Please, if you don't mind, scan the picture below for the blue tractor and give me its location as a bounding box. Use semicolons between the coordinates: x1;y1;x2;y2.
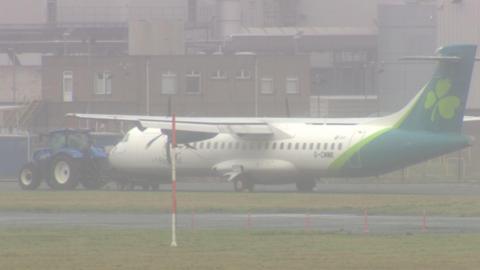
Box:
18;129;109;190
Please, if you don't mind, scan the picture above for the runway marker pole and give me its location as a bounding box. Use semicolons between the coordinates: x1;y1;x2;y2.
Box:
170;113;178;247
304;213;311;231
363;209;369;234
422;209;427;232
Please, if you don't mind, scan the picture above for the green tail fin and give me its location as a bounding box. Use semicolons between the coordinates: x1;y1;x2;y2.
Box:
396;44;477;133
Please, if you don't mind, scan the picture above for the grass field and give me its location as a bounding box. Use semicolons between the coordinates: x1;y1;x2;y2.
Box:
1;191;480;216
1;228;479;270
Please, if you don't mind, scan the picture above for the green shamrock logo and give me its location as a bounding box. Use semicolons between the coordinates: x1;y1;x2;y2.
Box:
424;79;460;122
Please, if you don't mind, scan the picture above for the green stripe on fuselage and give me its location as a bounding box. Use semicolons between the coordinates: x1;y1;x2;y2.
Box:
328;128;392;172
328;129;469;177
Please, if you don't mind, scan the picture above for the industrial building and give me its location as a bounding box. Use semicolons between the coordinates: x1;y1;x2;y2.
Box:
0;0;479;178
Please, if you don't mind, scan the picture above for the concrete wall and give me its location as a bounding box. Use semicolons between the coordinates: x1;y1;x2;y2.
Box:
377;2;437;113
437;0;480;111
0;0;47;24
298;0;378;28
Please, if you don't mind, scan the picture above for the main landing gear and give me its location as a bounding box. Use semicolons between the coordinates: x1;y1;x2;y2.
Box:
296;179;316;193
233;176;255;192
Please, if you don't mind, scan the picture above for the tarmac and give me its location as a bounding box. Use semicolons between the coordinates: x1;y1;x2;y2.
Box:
2;212;480;234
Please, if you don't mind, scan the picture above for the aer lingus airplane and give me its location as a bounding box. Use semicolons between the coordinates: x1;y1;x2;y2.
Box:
70;44;480;192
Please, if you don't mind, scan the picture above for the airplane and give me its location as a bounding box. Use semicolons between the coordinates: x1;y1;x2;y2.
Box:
69;44;479;192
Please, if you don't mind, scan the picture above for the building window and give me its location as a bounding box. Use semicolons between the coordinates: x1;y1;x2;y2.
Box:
211;69;227;80
62;71;73;102
186;70;201;94
161;71;177;94
260;77;274;94
236;69;251;80
95;71;112;95
286;77;299;94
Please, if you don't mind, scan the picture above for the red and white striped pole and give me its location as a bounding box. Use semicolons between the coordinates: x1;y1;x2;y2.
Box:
170;113;178;247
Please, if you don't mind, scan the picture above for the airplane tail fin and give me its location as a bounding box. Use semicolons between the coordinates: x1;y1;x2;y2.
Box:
393;45;477;133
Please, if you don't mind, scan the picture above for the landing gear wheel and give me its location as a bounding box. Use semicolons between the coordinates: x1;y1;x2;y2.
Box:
296;179;316;193
18;163;41;190
48;155;80;190
233;178;255;192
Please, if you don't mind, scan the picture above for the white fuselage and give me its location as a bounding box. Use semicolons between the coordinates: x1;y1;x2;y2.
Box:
109;121;384;184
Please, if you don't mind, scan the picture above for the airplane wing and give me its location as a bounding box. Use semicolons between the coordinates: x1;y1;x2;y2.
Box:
66;113;291;139
464;116;480;122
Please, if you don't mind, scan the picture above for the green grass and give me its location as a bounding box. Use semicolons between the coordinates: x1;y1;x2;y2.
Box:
2;191;480;216
1;228;480;270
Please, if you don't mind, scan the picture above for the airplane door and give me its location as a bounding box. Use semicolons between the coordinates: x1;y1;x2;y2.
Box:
348;130;366;168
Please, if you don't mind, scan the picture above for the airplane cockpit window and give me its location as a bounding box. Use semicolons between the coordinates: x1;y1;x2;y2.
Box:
68;133;89;150
48;132;66;151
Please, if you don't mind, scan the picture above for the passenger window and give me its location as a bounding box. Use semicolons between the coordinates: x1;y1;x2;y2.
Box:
220;142;225;149
279;143;284;150
302;143;307;150
287;143;292;150
206;142;211;149
272;142;277;150
295;143;299;150
338;143;343;150
324;143;328;150
316;143;321;150
198;142;204;149
228;142;233;149
330;143;335;150
213;142;218;149
309;143;314;150
235;142;240;150
264;142;269;150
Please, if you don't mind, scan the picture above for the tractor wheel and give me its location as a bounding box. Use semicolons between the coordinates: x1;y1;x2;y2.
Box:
48;155;80;190
18;163;42;190
296;179;316;193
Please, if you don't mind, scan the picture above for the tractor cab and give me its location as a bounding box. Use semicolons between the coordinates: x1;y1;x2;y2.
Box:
47;129;92;153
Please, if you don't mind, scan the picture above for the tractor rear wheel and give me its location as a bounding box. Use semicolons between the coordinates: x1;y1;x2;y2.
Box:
48;155;80;190
18;163;42;190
